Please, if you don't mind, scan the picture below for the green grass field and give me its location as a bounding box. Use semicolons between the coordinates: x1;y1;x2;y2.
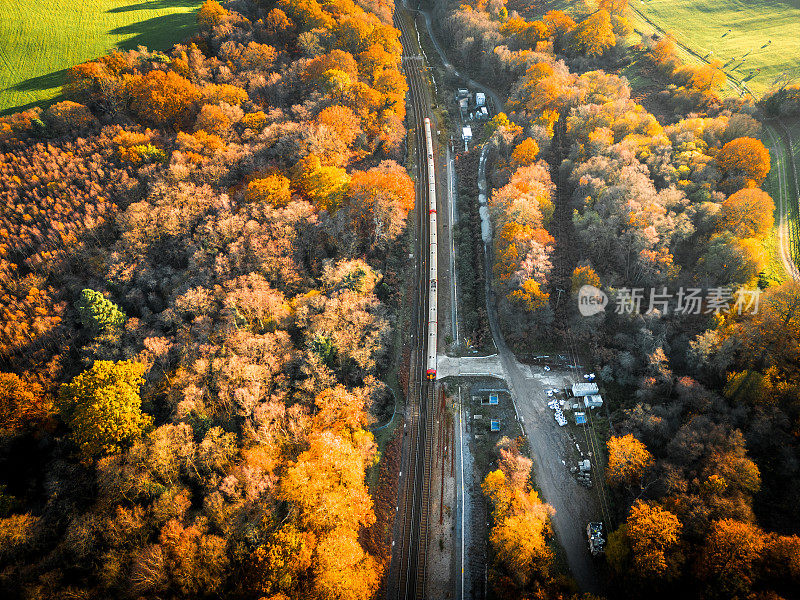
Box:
0;0;203;115
632;0;800;98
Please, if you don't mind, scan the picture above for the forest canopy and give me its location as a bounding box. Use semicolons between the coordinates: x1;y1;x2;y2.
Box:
0;0;411;597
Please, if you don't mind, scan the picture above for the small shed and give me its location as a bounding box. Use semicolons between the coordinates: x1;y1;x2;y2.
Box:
490;420;500;431
575;412;587;425
489;393;499;405
584;394;603;409
475;92;486;107
462;126;472;142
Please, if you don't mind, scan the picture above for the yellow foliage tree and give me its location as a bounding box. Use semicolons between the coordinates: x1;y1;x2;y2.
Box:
312;529;381;600
240;111;268;130
202;83;249;106
295;154;351;212
489;507;553;587
571;264;601;294
58;360;151;457
508;279;549;313
249;524;315;597
246;174;292;207
482;448;554;589
611;14;633;37
197;0;228;29
606;434;654;487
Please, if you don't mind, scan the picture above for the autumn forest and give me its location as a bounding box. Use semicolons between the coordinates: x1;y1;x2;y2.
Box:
1;0;799;599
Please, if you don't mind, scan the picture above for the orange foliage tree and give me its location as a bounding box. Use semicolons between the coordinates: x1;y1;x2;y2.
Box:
315;105;362;148
342;161;414;252
482;444;554;588
44;101;98;134
719;188;774;240
0;372;50;433
651;34;678;68
567;10;616;57
127;70;200;130
698;518;765;597
543;10;576;39
194;104;231;135
717;137;771;189
624;500;684;580
510;138;539;169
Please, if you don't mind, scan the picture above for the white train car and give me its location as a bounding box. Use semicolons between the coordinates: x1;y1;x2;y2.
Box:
424;118;438;380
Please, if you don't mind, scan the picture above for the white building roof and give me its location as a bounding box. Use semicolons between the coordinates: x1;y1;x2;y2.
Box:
462;126;473;139
572;382;599;396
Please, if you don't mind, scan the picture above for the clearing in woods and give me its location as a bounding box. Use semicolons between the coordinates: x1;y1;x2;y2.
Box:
0;0;203;115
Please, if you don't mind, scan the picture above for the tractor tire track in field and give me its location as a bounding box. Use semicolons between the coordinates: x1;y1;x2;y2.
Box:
770;121;800;281
764;124;800;281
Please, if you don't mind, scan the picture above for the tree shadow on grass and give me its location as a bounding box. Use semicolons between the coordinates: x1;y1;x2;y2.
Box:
9;68;70;93
107;0;202;13
0;69;68;116
111;12;200;51
0;96;60;117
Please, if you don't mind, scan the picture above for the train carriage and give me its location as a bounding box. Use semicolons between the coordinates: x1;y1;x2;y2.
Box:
424;118;438;380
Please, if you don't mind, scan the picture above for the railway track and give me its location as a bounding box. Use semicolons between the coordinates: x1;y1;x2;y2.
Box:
392;3;438;599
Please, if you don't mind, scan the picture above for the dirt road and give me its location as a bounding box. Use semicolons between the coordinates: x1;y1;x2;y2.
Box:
409;3;504;113
477;148;602;592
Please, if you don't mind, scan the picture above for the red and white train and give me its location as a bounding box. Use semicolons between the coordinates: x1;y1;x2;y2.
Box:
424;117;438;380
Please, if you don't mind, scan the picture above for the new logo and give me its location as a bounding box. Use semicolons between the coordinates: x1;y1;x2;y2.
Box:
578;285;608;317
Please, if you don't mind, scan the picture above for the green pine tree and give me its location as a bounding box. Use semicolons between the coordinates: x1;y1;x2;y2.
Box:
76;289;126;336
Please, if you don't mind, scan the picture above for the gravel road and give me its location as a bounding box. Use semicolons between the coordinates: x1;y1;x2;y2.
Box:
479;147;603;594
